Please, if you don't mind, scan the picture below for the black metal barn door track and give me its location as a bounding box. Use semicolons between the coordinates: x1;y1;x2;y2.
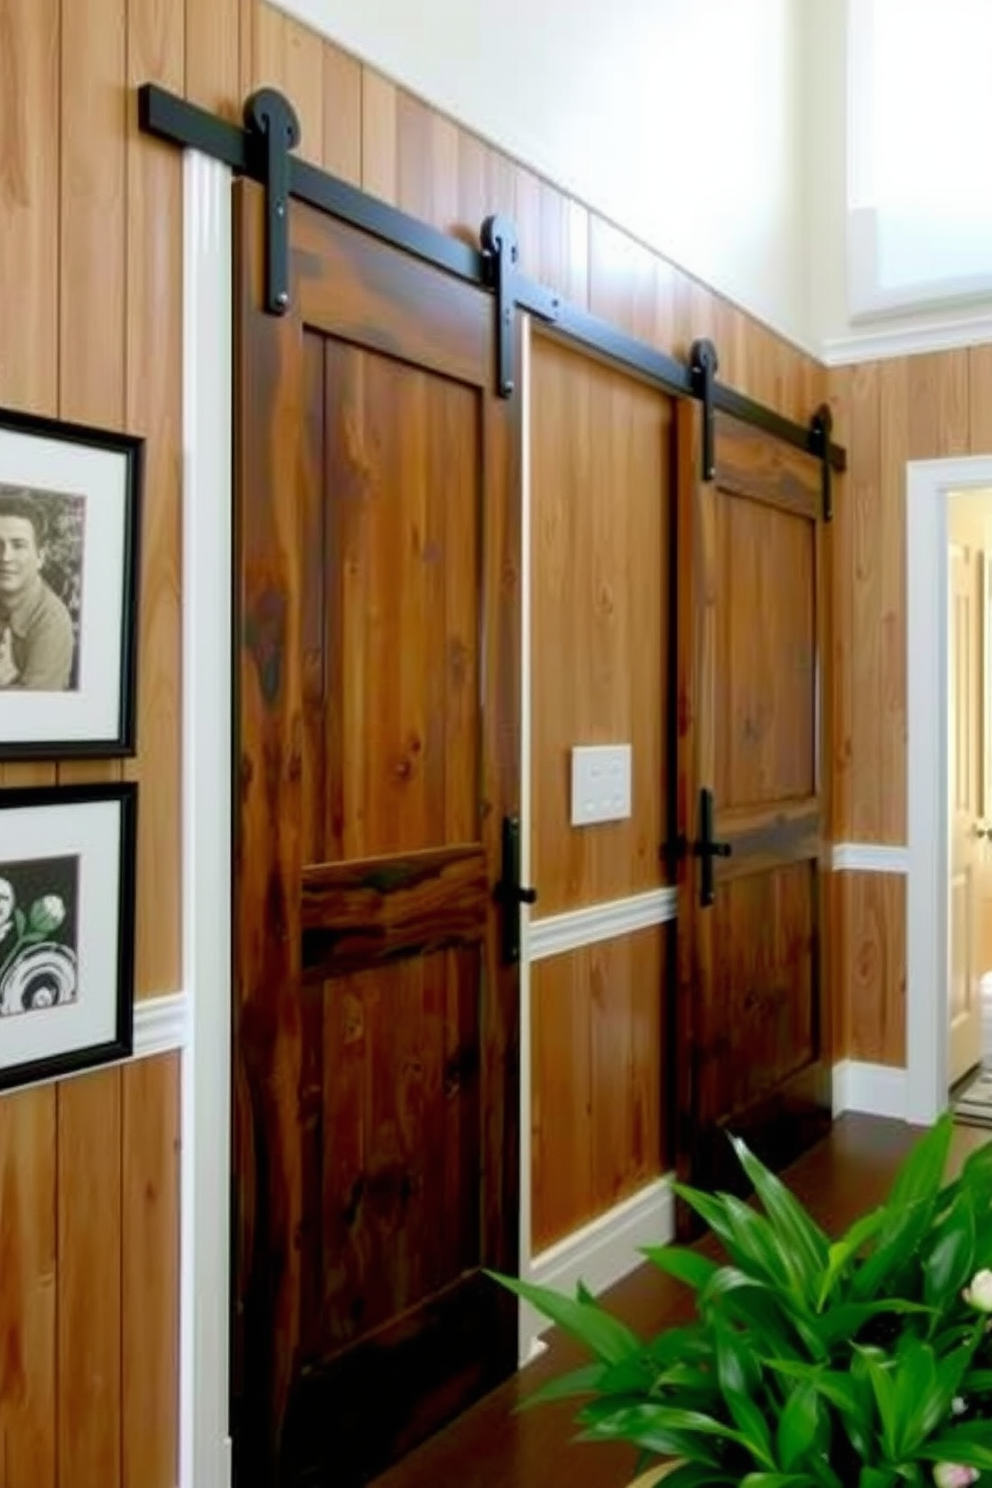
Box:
138;83;846;497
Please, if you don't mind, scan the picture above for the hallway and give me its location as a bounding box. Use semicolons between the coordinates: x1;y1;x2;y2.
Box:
373;1116;989;1488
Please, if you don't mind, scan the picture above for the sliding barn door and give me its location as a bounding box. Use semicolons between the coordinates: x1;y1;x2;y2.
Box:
675;407;830;1198
232;182;521;1488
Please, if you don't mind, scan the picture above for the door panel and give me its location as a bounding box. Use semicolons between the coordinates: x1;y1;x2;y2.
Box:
676;409;829;1199
948;532;984;1083
233;183;520;1488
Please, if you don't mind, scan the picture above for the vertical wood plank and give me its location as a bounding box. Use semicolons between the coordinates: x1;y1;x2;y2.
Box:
877;358;909;844
122;1055;181;1488
845;871;907;1066
361;68;398;204
124;0;184;996
0;0;60;413
248;8;324;167
907;350;971;459
59;0;126;429
185;0;240;118
321;42;362;185
970;345;992;453
0;0;60;794
58;0;127;793
0;1089;57;1488
57;1069;123;1488
827;367;853;840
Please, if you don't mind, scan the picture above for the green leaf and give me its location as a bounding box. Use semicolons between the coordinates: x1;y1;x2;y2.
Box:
923;1188;977;1311
740;1478;812;1488
519;1362;604;1409
575;1278;596;1304
702;1268;825;1359
891;1336;938;1456
915;1422;992;1470
671;1184;795;1295
817;1208;886;1310
816;1298;935;1349
485;1271;642;1364
765;1360;873;1457
859;1351;899;1461
776;1381;819;1470
730;1133;829;1282
664;1467;736;1488
577;1403;725;1463
857;1471;898;1488
713;1316;761;1399
853;1117;954;1300
640;1245;720;1293
724;1389;775;1468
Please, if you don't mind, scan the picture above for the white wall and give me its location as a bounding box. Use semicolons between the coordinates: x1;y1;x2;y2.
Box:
806;0;992;366
273;0;810;350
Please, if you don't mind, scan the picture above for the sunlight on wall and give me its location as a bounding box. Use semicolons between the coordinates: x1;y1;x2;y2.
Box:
273;0;808;346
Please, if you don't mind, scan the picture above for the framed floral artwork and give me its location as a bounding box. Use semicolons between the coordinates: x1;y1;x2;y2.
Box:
0;405;143;759
0;782;136;1091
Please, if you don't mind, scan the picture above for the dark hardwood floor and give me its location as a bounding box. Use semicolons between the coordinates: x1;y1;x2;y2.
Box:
371;1115;989;1488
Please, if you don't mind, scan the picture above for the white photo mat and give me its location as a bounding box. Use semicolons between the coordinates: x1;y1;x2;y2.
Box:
0;416;138;750
0;791;133;1083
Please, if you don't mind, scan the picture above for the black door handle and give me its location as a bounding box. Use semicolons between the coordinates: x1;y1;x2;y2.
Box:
692;788;732;908
496;816;537;964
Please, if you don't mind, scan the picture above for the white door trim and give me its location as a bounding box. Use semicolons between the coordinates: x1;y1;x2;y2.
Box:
180;149;234;1488
906;454;992;1126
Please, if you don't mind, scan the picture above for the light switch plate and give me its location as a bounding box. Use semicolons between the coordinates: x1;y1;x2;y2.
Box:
570;744;633;826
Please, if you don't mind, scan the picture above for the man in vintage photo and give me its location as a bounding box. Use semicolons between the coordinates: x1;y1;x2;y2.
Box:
0;491;75;691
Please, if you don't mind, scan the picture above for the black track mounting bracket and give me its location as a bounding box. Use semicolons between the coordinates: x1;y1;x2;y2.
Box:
690;339;719;481
810;403;835;522
481;214;519;398
244;89;301;315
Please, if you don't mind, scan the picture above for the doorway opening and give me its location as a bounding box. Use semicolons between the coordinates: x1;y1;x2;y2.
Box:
946;489;992;1126
906;456;992;1129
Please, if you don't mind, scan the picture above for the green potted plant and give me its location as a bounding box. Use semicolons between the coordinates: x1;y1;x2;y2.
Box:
494;1115;992;1488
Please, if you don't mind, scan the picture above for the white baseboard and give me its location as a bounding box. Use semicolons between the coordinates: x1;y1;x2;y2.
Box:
833;1059;907;1119
521;1175;674;1353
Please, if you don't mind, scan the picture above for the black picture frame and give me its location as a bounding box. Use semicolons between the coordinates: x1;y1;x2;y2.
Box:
0;403;143;759
0;781;137;1091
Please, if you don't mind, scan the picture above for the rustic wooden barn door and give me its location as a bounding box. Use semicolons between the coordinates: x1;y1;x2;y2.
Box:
675;405;831;1199
232;181;521;1488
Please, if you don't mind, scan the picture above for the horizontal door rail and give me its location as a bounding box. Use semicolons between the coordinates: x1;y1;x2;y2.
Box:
138;83;846;482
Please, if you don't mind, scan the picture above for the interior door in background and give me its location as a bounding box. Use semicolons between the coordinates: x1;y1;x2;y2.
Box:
232;182;521;1488
675;408;830;1200
948;522;985;1085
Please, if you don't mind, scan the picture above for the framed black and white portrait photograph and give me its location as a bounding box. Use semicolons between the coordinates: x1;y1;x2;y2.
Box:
0;406;142;759
0;783;136;1091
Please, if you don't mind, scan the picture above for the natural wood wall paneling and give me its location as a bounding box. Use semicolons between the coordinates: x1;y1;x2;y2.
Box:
0;0;59;417
123;0;184;996
57;1071;123;1487
828;344;990;1064
970;346;992;452
835;871;907;1066
244;4;363;179
531;929;666;1250
0;0;59;795
0;1088;57;1484
827;367;853;842
122;1054;181;1488
57;0;126;802
185;0;242;117
530;331;671;913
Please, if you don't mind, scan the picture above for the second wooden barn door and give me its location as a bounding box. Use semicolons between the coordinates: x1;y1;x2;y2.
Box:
232;182;520;1487
676;408;831;1196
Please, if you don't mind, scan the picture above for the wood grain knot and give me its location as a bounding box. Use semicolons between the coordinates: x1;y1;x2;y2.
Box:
245;589;287;705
